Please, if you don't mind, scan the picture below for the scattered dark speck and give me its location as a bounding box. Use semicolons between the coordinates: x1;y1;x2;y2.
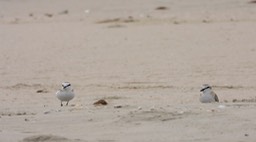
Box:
17;112;26;115
59;10;69;15
44;13;53;18
114;105;122;108
173;21;180;24
232;99;238;102
36;89;48;93
202;19;211;23
44;111;51;115
155;6;168;10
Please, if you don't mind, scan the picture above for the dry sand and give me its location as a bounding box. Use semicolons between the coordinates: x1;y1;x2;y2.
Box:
1;0;256;141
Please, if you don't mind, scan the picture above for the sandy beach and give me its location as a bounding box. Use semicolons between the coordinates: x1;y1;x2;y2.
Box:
1;0;256;141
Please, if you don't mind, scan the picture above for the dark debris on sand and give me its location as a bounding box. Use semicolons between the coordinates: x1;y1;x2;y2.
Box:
249;0;256;4
93;99;108;106
21;134;86;142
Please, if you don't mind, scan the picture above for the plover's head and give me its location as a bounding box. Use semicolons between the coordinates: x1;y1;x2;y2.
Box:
200;84;212;92
62;82;71;89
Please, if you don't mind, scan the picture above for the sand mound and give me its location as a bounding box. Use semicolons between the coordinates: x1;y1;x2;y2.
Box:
118;109;196;123
21;135;85;142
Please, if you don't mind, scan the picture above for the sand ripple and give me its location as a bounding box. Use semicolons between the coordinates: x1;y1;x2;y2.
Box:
21;135;86;142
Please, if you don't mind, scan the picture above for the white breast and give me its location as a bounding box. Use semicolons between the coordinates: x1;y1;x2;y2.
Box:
200;91;216;103
56;90;75;102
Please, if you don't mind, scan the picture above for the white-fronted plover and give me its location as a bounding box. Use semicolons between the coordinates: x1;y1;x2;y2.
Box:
200;84;219;103
56;82;75;106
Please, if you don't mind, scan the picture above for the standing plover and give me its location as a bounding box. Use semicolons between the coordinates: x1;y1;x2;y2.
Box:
200;84;219;103
56;82;75;106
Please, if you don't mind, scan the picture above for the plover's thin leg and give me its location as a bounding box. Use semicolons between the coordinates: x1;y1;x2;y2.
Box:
66;101;69;106
61;102;63;107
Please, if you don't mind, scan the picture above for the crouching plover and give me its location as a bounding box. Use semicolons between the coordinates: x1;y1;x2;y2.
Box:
56;82;75;106
200;84;219;103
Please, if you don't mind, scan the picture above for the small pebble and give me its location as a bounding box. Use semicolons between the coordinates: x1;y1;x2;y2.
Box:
177;111;184;114
44;13;53;17
84;9;90;14
218;105;226;109
17;112;26;115
114;105;122;108
173;21;180;24
59;10;69;15
232;99;238;102
44;111;51;114
150;106;156;111
202;19;211;23
70;104;76;107
137;106;142;110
